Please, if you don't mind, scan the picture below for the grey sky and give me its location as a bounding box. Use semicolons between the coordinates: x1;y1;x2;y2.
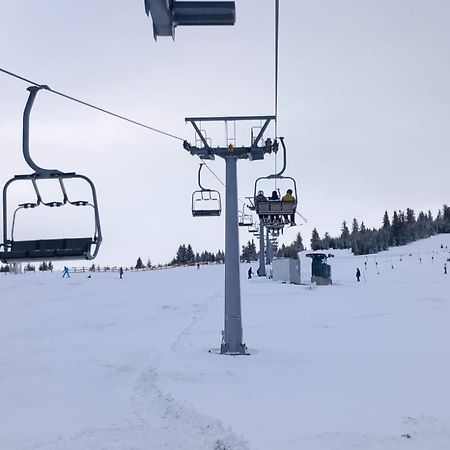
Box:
1;0;449;266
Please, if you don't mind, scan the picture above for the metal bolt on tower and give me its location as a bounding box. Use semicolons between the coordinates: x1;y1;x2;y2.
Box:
184;115;277;354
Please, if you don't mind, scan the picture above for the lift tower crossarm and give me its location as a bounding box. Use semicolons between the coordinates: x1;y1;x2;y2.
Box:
185;116;277;159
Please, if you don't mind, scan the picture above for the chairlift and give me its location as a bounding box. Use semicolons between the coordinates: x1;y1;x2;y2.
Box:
191;164;221;217
0;85;102;263
248;222;259;234
253;137;298;226
238;204;253;227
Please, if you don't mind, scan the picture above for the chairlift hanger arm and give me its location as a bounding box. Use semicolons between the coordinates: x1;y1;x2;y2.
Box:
197;164;210;191
23;85;63;176
267;136;286;178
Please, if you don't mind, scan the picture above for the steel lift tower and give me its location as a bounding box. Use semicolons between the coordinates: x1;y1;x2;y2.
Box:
184;115;277;354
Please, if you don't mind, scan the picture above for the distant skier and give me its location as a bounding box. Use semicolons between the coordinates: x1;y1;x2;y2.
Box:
197;262;200;270
119;267;123;279
62;266;70;278
356;268;361;282
445;263;447;275
248;267;253;279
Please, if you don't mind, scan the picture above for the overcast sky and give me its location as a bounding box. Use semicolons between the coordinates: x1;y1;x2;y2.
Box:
1;0;449;266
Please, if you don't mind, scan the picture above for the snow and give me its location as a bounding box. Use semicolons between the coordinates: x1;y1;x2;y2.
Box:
1;235;450;450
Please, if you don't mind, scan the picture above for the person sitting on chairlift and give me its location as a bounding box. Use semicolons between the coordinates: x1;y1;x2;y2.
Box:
254;190;268;221
269;190;279;200
269;190;281;223
281;189;296;225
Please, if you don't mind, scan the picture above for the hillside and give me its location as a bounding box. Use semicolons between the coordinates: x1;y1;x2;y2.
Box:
1;235;450;450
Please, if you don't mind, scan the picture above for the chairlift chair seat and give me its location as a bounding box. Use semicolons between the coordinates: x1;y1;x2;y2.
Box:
0;237;94;263
256;200;296;216
192;208;221;217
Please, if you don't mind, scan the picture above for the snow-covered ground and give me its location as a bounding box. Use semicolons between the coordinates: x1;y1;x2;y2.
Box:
1;235;450;450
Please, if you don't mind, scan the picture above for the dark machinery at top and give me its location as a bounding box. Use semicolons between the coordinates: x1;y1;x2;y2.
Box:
144;0;236;40
0;86;102;263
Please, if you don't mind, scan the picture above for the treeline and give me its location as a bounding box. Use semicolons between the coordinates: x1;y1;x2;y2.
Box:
169;243;225;266
241;233;304;262
311;205;450;255
0;261;53;272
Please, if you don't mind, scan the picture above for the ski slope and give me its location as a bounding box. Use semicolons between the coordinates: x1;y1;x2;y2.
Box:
1;235;450;450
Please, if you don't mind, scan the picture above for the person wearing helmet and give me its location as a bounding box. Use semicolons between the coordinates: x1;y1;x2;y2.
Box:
254;190;268;221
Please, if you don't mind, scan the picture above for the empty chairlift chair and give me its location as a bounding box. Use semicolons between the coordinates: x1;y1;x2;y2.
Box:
191;164;222;217
238;205;254;227
0;85;102;263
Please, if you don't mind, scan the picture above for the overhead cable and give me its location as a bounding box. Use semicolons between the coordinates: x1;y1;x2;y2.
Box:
274;0;280;182
0;67;185;142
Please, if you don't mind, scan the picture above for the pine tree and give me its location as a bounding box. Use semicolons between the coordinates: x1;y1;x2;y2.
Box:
323;232;331;250
25;263;35;272
176;245;187;264
311;228;321;251
406;208;415;224
241;240;257;262
186;244;195;263
292;233;304;252
135;257;145;269
351;218;359;236
215;250;225;263
391;211;400;245
382;211;390;229
340;221;351;248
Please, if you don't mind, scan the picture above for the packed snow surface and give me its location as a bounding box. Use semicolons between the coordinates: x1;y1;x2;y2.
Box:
1;235;450;450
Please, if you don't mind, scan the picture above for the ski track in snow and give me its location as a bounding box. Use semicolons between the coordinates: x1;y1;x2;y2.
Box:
22;368;248;450
170;288;223;353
